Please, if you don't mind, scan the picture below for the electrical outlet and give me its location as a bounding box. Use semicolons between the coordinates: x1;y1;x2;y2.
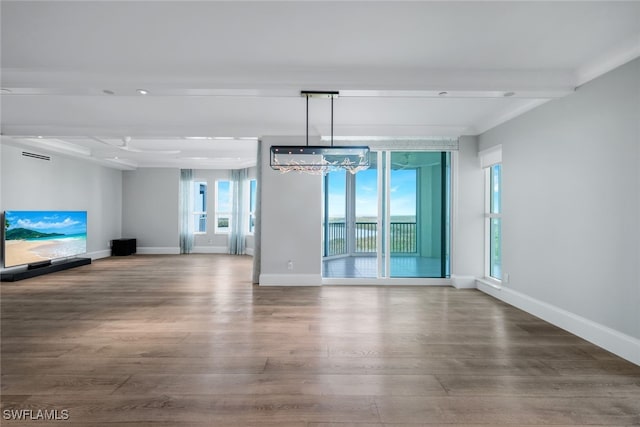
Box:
503;273;510;283
287;260;294;271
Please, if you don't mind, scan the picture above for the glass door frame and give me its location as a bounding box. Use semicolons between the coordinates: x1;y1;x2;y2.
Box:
322;149;452;284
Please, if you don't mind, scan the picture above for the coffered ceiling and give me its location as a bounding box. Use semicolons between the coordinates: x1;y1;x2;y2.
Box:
2;1;639;169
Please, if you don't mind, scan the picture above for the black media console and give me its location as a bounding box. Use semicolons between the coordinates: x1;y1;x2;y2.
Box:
1;257;92;282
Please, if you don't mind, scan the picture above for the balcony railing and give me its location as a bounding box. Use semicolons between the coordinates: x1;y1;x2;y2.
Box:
324;221;417;256
326;222;346;256
354;222;376;253
390;222;417;253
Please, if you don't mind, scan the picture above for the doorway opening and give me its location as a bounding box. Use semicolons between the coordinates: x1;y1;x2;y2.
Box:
322;151;450;280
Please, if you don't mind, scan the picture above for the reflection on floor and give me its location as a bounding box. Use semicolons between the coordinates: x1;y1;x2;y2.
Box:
323;255;443;278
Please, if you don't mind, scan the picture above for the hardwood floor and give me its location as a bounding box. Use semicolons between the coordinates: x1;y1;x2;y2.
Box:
2;254;639;426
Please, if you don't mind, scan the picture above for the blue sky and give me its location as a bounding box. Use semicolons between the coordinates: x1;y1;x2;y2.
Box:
5;211;87;234
217;181;231;212
327;169;416;218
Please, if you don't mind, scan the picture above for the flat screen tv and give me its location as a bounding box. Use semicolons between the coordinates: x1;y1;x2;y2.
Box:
3;211;87;268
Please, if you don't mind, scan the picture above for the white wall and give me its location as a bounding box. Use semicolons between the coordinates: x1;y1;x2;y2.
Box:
0;140;122;265
451;136;485;288
122;168;180;253
478;58;640;364
259;136;322;285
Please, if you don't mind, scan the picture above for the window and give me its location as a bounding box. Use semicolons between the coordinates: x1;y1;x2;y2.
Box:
216;180;233;233
248;179;256;233
486;164;502;280
193;181;207;233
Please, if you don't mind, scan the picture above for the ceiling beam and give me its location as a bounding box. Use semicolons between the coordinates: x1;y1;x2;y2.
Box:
1;67;576;98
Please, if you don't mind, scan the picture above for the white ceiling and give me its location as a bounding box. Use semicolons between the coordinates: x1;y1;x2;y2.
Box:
1;1;639;169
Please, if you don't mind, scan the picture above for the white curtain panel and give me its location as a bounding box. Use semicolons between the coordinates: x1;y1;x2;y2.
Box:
179;169;194;254
229;168;249;255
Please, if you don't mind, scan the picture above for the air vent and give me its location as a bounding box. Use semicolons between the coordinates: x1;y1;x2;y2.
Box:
22;151;51;161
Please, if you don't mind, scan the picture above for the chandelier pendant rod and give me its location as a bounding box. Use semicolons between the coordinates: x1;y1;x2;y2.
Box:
331;95;334;148
306;94;309;147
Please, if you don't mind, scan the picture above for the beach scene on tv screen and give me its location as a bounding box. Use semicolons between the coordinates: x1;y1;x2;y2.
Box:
4;211;87;267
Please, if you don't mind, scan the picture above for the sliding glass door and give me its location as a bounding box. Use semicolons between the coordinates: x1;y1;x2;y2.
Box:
388;152;447;278
323;169;346;257
323;150;450;280
323;152;379;278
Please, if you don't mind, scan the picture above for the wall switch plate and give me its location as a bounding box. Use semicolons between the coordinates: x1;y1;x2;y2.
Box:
287;260;294;271
504;273;510;283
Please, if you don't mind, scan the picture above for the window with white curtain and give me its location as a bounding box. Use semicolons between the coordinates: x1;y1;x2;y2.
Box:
193;181;207;234
215;180;233;233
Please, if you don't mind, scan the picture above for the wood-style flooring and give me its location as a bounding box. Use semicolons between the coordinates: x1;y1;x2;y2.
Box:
2;254;639;426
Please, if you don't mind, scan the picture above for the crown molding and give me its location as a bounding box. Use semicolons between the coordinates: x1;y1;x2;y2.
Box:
472;99;552;136
575;34;640;87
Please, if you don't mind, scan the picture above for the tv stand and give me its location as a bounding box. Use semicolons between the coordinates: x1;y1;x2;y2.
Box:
1;258;91;282
27;260;52;270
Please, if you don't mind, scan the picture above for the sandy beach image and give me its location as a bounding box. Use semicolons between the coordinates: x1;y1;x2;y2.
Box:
4;240;59;267
4;211;88;267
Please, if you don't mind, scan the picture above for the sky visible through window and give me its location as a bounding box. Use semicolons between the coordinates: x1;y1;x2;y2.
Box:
390;169;417;220
193;182;206;212
217;181;231;212
327;169;416;220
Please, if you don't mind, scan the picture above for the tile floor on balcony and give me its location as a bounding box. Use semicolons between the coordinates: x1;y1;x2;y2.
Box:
322;255;444;278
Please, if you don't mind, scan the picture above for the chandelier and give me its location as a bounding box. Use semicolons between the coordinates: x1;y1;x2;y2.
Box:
270;91;370;175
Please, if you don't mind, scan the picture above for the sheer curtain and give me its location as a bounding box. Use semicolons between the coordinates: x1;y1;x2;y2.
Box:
179;169;194;254
252;141;262;283
229;168;248;255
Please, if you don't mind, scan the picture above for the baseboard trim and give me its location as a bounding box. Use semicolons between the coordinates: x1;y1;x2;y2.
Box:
477;280;640;366
259;274;321;286
322;278;452;286
451;275;477;289
137;247;181;255
86;249;111;260
192;246;228;254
